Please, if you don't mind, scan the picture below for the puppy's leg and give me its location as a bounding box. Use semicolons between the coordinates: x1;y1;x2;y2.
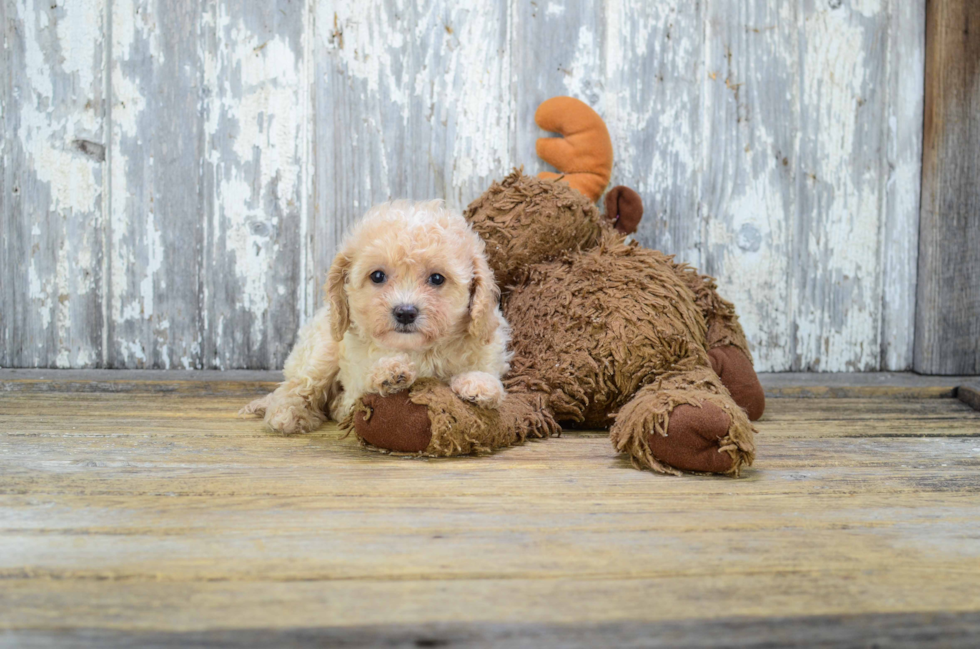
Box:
368;354;417;395
239;392;274;418
450;371;505;409
242;307;340;435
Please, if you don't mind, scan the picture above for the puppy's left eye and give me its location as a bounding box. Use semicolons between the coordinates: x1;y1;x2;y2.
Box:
370;270;386;284
428;273;445;286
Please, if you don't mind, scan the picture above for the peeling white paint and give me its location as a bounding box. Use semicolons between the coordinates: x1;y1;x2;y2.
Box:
4;0;926;371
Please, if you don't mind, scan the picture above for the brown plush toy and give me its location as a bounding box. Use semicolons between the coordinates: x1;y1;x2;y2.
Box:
350;97;765;476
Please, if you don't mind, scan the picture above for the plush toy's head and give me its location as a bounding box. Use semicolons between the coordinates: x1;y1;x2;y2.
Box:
464;171;607;287
464;96;644;287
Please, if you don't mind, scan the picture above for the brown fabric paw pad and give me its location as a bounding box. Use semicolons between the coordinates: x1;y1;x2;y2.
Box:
709;345;766;421
354;392;433;453
647;402;734;474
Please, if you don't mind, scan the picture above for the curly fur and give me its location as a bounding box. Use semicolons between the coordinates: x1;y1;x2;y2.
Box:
241;200;511;434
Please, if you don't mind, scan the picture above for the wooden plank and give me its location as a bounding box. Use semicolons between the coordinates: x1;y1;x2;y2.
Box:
313;1;515;312
701;0;800;372
880;0;926;371
5;612;980;649
202;0;309;370
959;383;980;412
600;1;704;266
915;0;980;375
791;0;892;371
760;370;978;398
0;0;107;368
1;392;977;436
6;370;979;398
0;392;979;635
107;0;207;369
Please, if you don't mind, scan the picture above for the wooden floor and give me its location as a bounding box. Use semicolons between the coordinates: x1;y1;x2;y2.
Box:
2;374;980;647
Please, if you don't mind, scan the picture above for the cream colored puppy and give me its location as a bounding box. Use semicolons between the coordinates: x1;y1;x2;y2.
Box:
241;200;510;435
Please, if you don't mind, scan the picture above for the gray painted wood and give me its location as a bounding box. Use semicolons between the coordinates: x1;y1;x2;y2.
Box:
313;1;516;307
792;0;893;372
202;0;309;370
914;0;980;375
1;0;107;368
2;0;929;372
881;1;926;371
700;0;800;372
107;0;207;369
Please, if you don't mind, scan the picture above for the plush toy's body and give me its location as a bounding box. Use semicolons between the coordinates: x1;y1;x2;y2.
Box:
350;97;765;476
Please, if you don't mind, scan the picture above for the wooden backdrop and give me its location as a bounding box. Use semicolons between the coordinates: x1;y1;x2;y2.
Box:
1;0;925;372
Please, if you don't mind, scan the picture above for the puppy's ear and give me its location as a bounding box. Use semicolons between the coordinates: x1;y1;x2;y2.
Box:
468;250;501;344
325;251;352;342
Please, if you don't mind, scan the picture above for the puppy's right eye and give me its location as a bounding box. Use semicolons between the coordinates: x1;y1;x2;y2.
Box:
369;270;386;284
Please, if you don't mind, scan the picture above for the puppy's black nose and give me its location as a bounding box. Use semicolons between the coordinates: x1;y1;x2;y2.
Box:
393;304;419;325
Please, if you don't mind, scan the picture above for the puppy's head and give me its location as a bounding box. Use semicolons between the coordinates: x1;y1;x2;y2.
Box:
326;200;500;352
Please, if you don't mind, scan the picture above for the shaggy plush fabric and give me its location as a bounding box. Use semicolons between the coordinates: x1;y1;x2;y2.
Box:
503;230;710;427
608;363;755;476
349;378;557;457
465;169;606;288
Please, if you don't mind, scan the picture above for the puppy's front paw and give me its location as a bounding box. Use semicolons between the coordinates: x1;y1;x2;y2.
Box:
239;393;273;418
369;354;417;396
265;401;324;436
450;371;505;409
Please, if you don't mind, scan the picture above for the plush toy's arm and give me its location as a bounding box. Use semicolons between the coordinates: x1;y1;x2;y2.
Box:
535;97;613;202
347;379;557;456
673;265;752;356
672;264;766;421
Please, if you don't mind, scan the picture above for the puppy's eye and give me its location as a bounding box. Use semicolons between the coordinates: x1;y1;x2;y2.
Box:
428;273;445;286
369;270;386;284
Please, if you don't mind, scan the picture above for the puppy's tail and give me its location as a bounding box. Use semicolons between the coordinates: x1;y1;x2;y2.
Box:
534;96;613;203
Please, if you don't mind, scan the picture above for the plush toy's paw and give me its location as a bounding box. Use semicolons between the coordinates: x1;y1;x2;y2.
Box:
355;392;434;453
350;379;554;457
369;354;417;396
708;346;766;421
647;402;735;474
239;393;273;418
450;371;505;408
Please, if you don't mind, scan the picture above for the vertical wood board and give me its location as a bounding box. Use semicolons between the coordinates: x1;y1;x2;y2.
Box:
1;0;106;368
313;1;516;311
202;0;309;370
107;0;207;368
914;0;980;375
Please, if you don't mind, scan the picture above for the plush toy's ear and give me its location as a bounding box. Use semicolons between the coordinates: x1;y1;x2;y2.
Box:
604;186;643;234
468;250;501;344
325;251;352;342
535;96;613;202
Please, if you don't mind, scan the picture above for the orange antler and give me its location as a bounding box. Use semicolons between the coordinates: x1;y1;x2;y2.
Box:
535;96;613;202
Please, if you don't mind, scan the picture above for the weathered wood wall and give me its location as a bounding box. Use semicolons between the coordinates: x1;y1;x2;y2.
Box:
915;0;980;375
1;0;926;371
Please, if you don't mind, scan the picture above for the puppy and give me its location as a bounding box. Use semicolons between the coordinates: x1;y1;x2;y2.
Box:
241;200;511;435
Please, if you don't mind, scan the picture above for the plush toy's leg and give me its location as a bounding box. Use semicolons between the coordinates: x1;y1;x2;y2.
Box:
347;378;557;457
609;365;755;476
672;266;766;420
708;346;765;421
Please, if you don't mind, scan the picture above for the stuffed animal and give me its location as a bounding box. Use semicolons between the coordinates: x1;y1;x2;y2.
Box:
347;97;765;476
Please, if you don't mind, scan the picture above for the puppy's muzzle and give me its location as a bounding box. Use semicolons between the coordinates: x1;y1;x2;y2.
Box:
393;304;419;327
